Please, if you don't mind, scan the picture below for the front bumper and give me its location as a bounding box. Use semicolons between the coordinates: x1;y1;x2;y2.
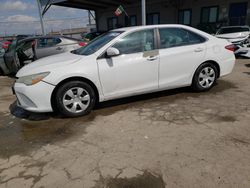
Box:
13;81;55;113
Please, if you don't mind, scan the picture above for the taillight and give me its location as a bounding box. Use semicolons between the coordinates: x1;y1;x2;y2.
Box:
79;42;87;47
225;44;236;52
2;44;8;49
32;40;36;47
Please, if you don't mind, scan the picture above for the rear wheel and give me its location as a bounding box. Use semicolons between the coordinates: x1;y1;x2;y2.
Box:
192;62;218;91
55;81;96;117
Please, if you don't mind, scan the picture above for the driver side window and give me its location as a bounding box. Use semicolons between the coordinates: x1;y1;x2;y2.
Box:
112;29;155;54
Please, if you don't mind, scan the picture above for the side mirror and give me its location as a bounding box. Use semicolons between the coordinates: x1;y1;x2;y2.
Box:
106;47;120;57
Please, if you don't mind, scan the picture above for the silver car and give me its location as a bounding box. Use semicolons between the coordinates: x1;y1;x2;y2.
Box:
1;36;83;75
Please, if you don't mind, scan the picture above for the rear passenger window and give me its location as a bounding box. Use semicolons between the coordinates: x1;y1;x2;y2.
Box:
159;28;206;49
38;38;61;48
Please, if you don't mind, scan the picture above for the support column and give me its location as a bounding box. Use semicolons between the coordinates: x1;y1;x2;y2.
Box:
36;0;45;35
88;10;91;25
142;0;146;25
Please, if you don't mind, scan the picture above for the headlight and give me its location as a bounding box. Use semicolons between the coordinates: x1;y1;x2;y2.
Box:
16;72;50;86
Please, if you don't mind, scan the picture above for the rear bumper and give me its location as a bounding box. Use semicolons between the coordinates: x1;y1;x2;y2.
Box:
13;81;55;113
220;56;236;77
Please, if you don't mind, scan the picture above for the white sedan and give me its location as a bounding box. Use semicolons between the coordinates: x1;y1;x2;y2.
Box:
13;25;235;117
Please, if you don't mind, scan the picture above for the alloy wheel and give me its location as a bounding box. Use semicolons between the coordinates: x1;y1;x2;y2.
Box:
198;67;216;88
63;87;90;113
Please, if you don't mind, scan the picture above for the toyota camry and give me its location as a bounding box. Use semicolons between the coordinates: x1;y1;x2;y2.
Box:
13;25;235;117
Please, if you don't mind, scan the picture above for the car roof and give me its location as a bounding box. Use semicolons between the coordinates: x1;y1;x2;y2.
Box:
17;35;75;43
112;24;196;32
219;25;250;29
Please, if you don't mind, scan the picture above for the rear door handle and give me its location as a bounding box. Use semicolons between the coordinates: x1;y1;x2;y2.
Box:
194;48;204;52
147;56;158;61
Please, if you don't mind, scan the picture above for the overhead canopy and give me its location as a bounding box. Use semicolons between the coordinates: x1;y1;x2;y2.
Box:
40;0;136;11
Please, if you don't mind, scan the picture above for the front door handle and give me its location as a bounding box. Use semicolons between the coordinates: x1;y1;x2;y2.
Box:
194;48;204;52
56;47;63;50
147;56;158;61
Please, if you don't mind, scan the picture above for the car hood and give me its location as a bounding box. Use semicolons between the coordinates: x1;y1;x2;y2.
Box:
16;52;82;77
216;32;250;39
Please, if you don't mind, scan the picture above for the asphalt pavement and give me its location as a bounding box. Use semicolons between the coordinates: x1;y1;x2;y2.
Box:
0;59;250;188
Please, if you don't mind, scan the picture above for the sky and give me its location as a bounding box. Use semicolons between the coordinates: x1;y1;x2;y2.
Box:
0;0;89;36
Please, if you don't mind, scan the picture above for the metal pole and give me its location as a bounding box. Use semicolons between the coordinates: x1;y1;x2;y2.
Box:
36;0;45;35
141;0;146;25
88;10;91;25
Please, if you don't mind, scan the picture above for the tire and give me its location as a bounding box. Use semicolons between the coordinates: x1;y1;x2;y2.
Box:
0;68;3;76
192;62;218;92
12;54;21;74
55;81;96;117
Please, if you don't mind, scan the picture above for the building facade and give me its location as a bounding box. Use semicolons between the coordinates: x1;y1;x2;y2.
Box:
96;0;250;33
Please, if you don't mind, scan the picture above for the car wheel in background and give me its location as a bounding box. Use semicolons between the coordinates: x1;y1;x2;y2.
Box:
12;53;21;74
55;81;96;117
192;62;218;91
0;68;3;76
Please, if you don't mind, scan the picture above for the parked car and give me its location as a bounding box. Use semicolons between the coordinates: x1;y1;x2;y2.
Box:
16;35;34;40
0;47;5;75
216;26;250;40
0;44;9;75
216;26;250;58
2;36;84;74
0;45;4;55
1;41;12;50
81;31;106;46
13;25;235;117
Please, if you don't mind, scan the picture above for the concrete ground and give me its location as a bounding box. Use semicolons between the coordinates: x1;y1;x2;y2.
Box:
0;59;250;188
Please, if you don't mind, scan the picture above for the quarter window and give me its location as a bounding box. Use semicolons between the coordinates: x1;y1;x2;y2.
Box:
159;28;205;49
201;6;218;23
112;29;155;54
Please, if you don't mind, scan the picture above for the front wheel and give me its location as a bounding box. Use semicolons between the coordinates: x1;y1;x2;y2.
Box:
192;63;218;91
55;81;96;117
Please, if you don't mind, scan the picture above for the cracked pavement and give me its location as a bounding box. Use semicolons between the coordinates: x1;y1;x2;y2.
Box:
0;59;250;187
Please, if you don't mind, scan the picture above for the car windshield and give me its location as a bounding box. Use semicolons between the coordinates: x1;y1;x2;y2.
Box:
73;31;123;56
217;27;250;34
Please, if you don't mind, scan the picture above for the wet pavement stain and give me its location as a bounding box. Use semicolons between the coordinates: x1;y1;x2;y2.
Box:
245;64;250;68
93;171;165;188
209;80;238;93
215;115;237;122
220;135;250;147
243;72;250;75
229;137;250;145
0;109;96;158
